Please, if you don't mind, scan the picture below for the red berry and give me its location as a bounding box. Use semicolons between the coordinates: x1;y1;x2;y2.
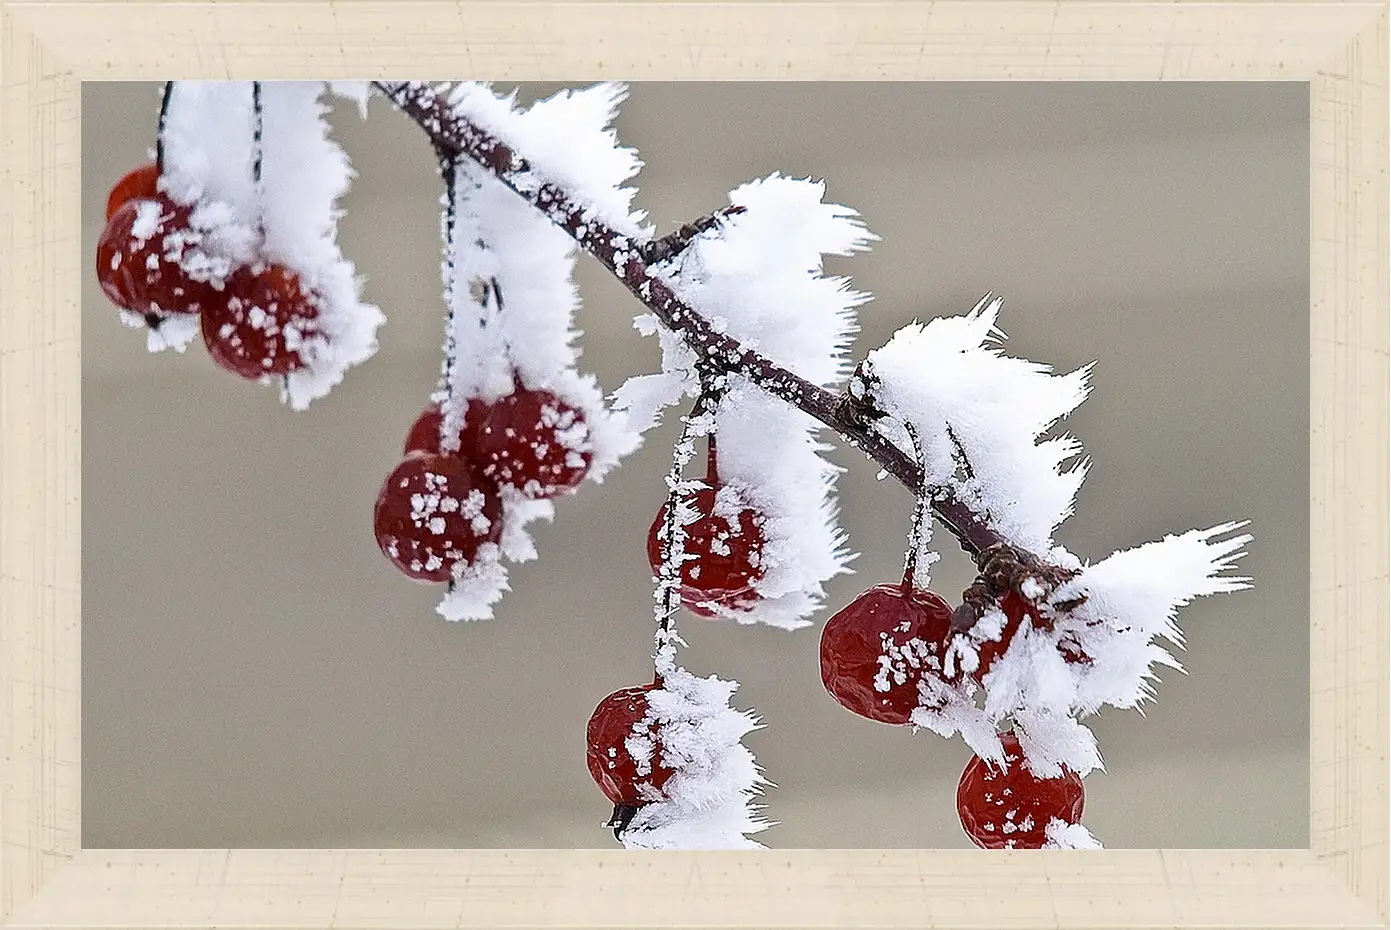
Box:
586;684;677;807
373;453;504;583
971;590;1030;680
956;730;1084;849
95;197;213;319
403;404;452;456
200;264;321;379
403;390;593;499
646;486;765;617
472;389;593;498
820;582;954;725
105;163;161;220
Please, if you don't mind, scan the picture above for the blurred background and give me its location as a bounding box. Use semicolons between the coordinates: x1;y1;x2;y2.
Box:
82;82;1309;849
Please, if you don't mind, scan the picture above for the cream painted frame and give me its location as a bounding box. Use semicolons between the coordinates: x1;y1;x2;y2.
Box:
1;1;1386;926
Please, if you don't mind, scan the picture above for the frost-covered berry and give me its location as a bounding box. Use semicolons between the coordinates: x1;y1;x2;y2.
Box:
372;453;503;583
470;388;594;498
586;684;676;809
105;163;162;221
956;730;1084;849
95;197;213;322
200;264;321;380
646;485;766;618
819;582;953;725
402;390;594;499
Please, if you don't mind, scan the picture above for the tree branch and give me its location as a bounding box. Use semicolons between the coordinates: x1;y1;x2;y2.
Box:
370;80;1010;562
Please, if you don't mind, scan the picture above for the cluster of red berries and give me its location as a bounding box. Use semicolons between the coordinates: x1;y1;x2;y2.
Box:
96;163;324;379
644;437;767;618
816;571;1090;847
372;383;594;584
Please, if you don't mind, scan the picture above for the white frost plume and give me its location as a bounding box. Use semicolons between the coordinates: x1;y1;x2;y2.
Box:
158;80;385;410
1048;521;1254;715
326;81;371;117
446;81;650;239
932;522;1251;776
622;175;875;629
705;383;850;630
1041;819;1103;849
423;86;646;622
619;668;772;850
861;294;1092;554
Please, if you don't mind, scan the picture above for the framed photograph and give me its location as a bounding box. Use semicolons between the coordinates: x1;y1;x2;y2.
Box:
2;2;1385;927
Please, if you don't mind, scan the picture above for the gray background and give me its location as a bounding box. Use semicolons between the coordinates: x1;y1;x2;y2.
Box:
82;82;1308;849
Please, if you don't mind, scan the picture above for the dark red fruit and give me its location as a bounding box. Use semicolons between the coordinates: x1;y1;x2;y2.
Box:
956;730;1085;849
403;390;593;499
95;197;212;319
105;163;161;220
373;453;504;583
646;486;765;618
471;389;593;497
403;404;454;456
200;264;321;379
820;582;954;725
586;684;677;807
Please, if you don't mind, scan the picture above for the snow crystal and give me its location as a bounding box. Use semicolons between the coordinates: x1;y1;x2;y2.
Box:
1042;818;1103;849
435;544;509;622
118;309;200;353
617;667;771;850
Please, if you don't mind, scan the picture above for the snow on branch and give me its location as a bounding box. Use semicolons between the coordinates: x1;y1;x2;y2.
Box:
858;294;1092;555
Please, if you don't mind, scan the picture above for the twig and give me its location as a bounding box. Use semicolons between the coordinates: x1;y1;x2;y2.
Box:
370;81;1012;563
642;206;747;265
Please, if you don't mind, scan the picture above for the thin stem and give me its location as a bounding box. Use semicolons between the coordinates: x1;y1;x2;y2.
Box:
900;421;930;593
155;82;173;173
251;82;264;184
250;81;266;246
371;80;1011;561
652;398;710;682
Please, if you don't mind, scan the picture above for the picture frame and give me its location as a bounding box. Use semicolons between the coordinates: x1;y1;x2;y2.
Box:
1;2;1384;926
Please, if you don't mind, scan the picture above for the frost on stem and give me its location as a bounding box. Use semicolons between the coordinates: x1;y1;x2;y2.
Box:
629;175;877;629
158;81;384;408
